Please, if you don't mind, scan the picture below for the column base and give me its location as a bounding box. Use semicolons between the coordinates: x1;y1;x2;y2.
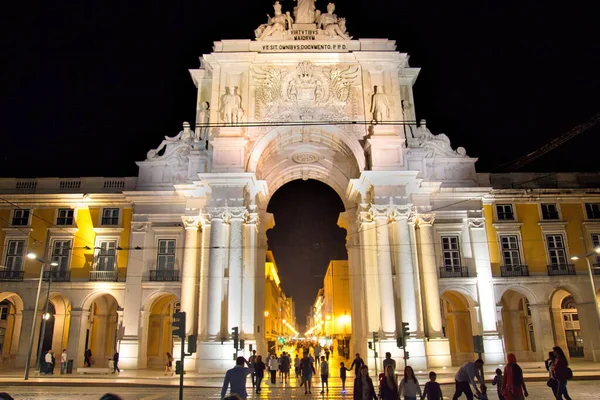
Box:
425;338;452;368
196;341;246;373
482;334;505;365
174;339;198;371
404;338;428;370
118;336;140;370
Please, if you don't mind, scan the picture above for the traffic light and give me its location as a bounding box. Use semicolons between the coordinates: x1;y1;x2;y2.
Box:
368;341;373;350
404;351;410;360
175;360;182;375
396;336;403;348
172;311;186;339
240;339;245;351
400;322;410;347
187;334;197;354
232;326;239;350
373;332;379;342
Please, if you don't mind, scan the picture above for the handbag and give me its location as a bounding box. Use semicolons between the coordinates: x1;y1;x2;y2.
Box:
546;378;555;388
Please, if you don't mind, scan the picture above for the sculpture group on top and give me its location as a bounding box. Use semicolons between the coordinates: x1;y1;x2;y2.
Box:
410;120;468;158
255;1;351;40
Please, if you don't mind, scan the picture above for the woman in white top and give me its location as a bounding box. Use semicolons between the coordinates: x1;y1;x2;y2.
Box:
399;366;422;400
269;355;279;384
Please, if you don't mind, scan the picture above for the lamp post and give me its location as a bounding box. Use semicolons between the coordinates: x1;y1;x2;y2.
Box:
570;246;600;331
23;253;57;380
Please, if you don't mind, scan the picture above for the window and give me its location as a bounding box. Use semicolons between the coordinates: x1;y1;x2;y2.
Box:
96;240;116;271
11;209;30;226
496;204;514;220
585;203;600;219
101;208;119;225
541;203;560;220
546;234;567;265
157;239;176;270
0;301;9;320
441;236;461;268
592;234;600;264
5;240;25;270
500;235;521;266
51;240;71;271
57;208;74;225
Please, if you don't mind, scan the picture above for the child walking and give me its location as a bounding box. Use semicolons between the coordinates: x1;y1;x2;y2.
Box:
422;371;443;400
340;362;350;393
492;368;505;400
399;366;422;400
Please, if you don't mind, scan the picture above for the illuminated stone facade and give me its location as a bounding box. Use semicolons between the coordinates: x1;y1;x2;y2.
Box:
1;1;599;373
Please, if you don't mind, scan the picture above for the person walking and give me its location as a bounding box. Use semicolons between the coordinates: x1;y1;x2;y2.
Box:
164;352;174;376
379;365;398;400
551;346;572;400
221;356;254;400
300;351;316;394
350;353;365;376
353;365;377;400
254;355;266;394
294;354;301;378
248;350;257;388
399;366;421;400
492;368;505;400
452;359;484;400
422;371;443;400
340;362;351;393
112;351;120;374
545;351;558;396
501;354;528;400
382;352;396;373
268;354;279;384
60;349;68;374
84;348;92;367
320;356;329;394
280;351;291;383
44;350;53;374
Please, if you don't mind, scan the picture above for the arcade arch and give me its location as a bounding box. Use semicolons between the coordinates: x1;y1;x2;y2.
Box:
500;289;536;361
143;293;179;368
36;293;72;366
0;292;24;364
85;294;119;366
550;289;583;358
441;290;475;365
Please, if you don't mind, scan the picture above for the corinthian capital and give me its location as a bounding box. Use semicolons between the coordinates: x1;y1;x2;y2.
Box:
467;217;485;229
228;207;248;221
204;207;228;222
389;205;412;221
182;216;202;229
131;221;151;233
415;213;435;227
356;204;373;226
370;204;391;220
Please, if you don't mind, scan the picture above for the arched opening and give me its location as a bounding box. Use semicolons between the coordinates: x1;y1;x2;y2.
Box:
145;293;179;368
85;294;119;367
0;292;24;365
441;290;475;365
501;290;536;361
550;289;583;358
266;179;348;353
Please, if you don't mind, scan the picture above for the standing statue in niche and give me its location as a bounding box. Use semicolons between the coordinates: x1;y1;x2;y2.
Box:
234;87;244;123
220;86;241;125
294;0;316;23
196;101;210;148
370;85;390;123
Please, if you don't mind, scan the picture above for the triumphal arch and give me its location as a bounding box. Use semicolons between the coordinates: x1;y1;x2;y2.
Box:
128;0;504;371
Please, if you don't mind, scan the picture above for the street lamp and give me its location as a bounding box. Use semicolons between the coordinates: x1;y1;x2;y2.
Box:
570;246;600;332
23;252;58;380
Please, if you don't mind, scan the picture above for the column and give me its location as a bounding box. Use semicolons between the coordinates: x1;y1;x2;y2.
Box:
416;214;443;337
468;217;504;364
358;205;381;333
16;310;39;368
372;205;396;335
529;304;557;361
347;217;367;359
391;207;418;332
227;208;245;333
66;310;90;369
576;301;600;362
241;207;258;337
207;208;227;338
9;311;23;359
181;216;201;335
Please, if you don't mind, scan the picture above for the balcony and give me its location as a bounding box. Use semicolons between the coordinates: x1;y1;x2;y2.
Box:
439;266;469;278
594;263;600;276
149;269;180;282
89;270;119;282
500;265;530;277
547;264;576;276
0;269;24;281
43;270;71;282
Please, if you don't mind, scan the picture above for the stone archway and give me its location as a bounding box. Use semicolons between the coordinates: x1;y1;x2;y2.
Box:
501;289;536;361
142;292;179;368
0;292;24;365
85;294;120;367
441;290;476;366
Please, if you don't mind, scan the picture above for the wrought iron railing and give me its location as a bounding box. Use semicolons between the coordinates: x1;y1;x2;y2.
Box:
500;265;530;277
439;266;469;278
89;270;119;282
43;270;71;282
593;263;600;275
0;270;24;281
547;264;576;276
149;269;180;282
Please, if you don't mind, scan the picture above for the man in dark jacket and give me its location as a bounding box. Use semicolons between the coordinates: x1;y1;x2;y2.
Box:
350;353;365;376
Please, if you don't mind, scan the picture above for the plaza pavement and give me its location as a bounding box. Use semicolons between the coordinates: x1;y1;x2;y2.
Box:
1;358;600;388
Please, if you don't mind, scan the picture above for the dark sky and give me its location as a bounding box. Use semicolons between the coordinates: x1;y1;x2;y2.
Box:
3;1;600;324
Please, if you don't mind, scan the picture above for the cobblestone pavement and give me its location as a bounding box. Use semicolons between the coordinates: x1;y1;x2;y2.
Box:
3;381;600;399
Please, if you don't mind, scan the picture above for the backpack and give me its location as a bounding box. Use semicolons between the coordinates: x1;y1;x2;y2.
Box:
566;367;573;380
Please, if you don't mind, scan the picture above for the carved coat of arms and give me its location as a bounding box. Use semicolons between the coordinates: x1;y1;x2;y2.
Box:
252;61;359;122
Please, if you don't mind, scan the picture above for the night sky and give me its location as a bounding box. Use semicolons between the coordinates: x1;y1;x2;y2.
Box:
3;1;600;324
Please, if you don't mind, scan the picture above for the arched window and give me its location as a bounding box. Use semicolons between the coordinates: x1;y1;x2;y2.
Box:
561;296;576;310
